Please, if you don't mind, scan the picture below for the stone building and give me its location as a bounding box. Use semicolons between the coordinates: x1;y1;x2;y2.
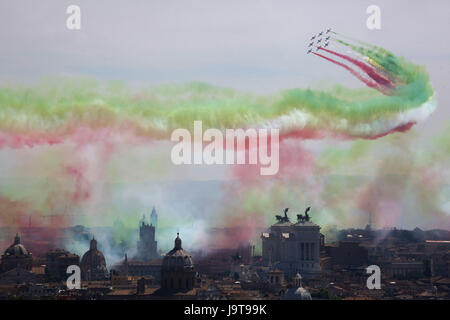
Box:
0;266;38;285
150;206;158;229
384;261;425;279
0;233;33;273
161;233;195;292
45;248;80;281
261;208;321;278
324;241;369;268
136;212;158;261
80;237;108;281
111;254;162;282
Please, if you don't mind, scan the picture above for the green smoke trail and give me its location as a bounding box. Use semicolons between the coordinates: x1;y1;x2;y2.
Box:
0;34;436;142
334;37;431;90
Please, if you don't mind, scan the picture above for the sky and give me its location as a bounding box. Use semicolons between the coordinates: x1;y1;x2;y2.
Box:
1;0;449;130
0;1;449;255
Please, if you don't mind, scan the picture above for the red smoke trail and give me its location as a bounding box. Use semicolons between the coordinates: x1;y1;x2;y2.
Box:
313;52;383;92
0;132;63;149
65;165;91;203
362;121;416;140
231;138;315;181
318;47;394;89
325;121;416;141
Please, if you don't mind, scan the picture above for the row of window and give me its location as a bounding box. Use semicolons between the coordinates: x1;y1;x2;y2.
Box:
266;242;318;261
163;277;192;290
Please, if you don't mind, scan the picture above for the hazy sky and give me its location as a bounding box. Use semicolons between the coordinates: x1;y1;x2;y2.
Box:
1;1;450;238
1;1;449;135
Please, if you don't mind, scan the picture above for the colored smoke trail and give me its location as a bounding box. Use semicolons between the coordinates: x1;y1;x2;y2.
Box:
317;47;394;89
332;37;417;85
330;32;374;49
0;33;437;147
0;32;441;255
312;52;382;91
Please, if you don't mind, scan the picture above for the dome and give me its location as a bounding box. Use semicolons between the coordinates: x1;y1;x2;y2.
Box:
3;234;30;257
162;233;194;270
5;244;29;256
80;248;107;268
1;233;33;273
80;237;107;278
294;287;312;300
283;272;312;300
284;286;312;300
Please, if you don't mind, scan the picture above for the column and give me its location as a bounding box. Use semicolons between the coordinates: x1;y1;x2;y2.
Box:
305;243;309;260
301;242;304;261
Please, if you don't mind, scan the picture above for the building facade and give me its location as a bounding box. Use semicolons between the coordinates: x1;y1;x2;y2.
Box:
136;211;158;261
112;254;162;282
0;267;38;285
384;261;425;279
324;241;369;268
45;248;80;281
261;211;321;278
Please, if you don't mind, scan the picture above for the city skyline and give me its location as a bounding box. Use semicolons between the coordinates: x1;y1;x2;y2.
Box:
0;1;449;302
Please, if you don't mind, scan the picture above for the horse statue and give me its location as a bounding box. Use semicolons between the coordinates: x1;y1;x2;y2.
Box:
304;206;311;221
297;207;311;223
275;208;290;223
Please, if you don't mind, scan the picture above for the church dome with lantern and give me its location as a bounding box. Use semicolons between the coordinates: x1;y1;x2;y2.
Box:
4;233;29;256
0;233;33;273
161;233;195;292
162;233;194;270
80;237;108;280
284;273;312;300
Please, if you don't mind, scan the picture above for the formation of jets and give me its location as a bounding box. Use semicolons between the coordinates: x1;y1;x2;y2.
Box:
307;28;332;54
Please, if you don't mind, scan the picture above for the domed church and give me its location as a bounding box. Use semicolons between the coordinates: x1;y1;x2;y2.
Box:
80;237;108;281
284;273;312;300
161;233;195;292
0;233;33;273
